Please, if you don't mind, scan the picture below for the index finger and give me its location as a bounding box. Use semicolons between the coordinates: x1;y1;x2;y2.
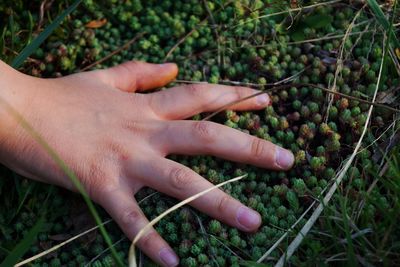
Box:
148;84;270;120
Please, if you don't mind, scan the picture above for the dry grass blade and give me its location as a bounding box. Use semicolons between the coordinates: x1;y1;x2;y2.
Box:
176;81;400;121
128;174;248;267
15;192;159;266
274;36;386;267
326;8;364;121
80;32;145;72
257;180;334;263
163;0;235;62
231;0;342;29
85;237;126;267
164;24;205;62
287;20;373;45
15;219;113;267
257;200;317;263
0;95;123;265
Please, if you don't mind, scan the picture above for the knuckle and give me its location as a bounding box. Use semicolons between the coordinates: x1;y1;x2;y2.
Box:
122;119;141;134
250;137;266;159
119;61;141;75
169;166;193;190
79;154;119;201
120;208;142;227
139;230;159;248
216;195;231;213
147;94;162;118
193;121;217;143
80;162;107;199
185;84;203;98
116;61;140;89
128;60;142;69
234;87;246;100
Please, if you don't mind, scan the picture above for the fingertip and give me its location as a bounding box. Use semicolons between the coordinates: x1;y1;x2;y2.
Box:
236;206;262;232
160;62;179;81
159;247;180;267
255;92;271;107
276;147;295;170
231;88;271;111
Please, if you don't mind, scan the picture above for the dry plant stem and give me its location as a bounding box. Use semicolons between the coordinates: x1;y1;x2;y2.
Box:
202;0;221;65
15;219;113;266
256;168;348;263
274;36;386;267
357;119;399;156
326;7;364;122
231;0;342;29
164;18;208;62
80;32;146;71
209;234;245;259
257;199;317;263
85;237;126;267
389;47;400;76
257;180;333;263
15;191;160;266
164;0;234;62
188;82;400;121
355;135;395;221
128;174;248;267
287;21;373;45
194;214;230;261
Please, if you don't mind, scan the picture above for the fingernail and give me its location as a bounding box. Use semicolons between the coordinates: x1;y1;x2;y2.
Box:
160;63;175;68
256;93;270;106
159;248;179;267
276;147;294;169
236;206;261;231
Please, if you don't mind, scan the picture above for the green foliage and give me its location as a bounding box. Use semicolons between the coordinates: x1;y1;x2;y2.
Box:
0;216;44;267
1;0;400;266
11;0;83;68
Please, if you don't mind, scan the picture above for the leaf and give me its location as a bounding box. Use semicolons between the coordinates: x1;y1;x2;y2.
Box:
304;14;333;29
85;18;107;28
0;216;45;267
396;48;400;60
291;28;305;42
366;0;400;49
289;14;333;41
11;0;83;69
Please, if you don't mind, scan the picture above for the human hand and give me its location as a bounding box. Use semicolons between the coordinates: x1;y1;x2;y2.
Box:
0;61;294;266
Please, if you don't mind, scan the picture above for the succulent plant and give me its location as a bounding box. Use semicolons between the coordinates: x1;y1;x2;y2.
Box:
1;1;398;266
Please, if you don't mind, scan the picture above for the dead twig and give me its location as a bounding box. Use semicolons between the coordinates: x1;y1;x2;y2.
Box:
172;81;400;121
80;32;146;72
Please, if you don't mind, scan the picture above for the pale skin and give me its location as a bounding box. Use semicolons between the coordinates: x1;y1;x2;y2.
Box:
0;60;294;266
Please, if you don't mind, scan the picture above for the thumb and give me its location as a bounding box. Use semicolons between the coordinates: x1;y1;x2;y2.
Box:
92;61;178;92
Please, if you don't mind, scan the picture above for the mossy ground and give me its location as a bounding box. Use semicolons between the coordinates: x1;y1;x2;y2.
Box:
1;0;400;266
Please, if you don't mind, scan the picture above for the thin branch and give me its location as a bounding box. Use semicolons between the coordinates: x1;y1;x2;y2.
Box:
231;0;342;29
80;32;146;72
128;174;248;267
15;192;159;266
274;35;386;267
172;81;400;121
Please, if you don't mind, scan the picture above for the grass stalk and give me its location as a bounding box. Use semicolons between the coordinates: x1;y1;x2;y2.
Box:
274;34;386;267
128;174;248;267
0;96;123;266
